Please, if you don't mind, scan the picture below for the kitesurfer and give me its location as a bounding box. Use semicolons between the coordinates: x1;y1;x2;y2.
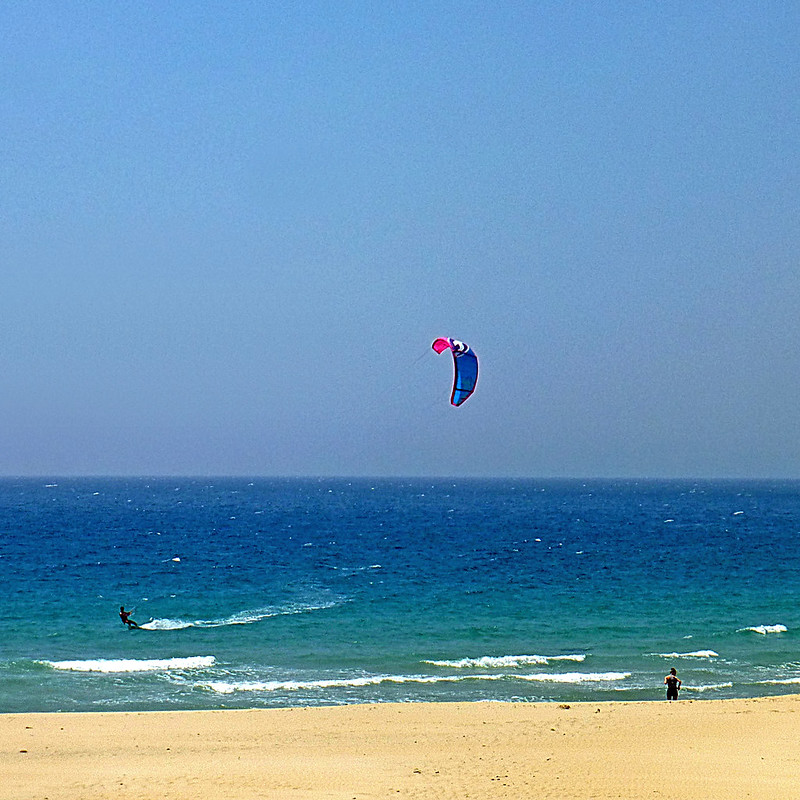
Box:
119;606;139;629
664;667;681;700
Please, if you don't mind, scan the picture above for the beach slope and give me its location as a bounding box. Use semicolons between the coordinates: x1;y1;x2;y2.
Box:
3;696;800;799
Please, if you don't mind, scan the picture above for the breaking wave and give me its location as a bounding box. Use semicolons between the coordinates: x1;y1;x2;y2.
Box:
197;670;629;694
39;656;216;673
655;650;719;659
683;682;733;693
515;672;630;683
423;654;586;669
738;624;788;635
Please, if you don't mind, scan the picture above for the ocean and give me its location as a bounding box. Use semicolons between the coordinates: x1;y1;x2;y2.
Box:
2;478;800;713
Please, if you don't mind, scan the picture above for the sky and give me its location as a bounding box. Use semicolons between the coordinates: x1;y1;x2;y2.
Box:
2;1;799;478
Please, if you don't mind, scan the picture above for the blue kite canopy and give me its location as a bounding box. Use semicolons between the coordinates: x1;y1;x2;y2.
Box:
431;337;479;406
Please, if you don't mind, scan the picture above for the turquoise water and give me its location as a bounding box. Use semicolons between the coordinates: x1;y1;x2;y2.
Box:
2;478;800;712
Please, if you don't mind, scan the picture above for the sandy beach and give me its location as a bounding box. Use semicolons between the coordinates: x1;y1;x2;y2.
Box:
3;695;800;799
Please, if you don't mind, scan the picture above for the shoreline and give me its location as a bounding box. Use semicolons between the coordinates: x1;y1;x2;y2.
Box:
4;695;800;799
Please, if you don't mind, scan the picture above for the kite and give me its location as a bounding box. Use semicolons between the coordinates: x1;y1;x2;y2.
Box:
431;337;479;406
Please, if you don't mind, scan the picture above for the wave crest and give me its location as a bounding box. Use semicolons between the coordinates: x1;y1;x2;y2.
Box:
739;624;788;635
656;650;719;659
197;670;628;694
423;654;586;669
39;656;215;673
684;682;733;692
515;671;630;683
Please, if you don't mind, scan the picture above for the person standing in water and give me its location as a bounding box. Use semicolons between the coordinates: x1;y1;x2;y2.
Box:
664;667;681;700
119;606;139;629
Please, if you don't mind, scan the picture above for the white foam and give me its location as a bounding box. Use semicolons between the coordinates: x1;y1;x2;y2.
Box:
139;601;338;631
139;618;194;631
684;682;733;692
739;624;787;635
198;674;490;694
757;677;800;685
197;670;627;694
40;656;215;673
423;654;586;669
515;672;630;683
656;650;719;659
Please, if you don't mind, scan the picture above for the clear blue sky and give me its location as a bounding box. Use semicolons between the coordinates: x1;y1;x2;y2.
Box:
2;2;799;478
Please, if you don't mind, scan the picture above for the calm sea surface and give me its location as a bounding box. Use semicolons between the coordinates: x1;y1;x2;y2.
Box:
2;478;800;712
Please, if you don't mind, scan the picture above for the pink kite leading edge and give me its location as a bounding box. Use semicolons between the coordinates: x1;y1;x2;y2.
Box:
432;337;479;406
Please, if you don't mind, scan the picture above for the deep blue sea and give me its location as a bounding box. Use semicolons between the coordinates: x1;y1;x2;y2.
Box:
2;478;800;713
